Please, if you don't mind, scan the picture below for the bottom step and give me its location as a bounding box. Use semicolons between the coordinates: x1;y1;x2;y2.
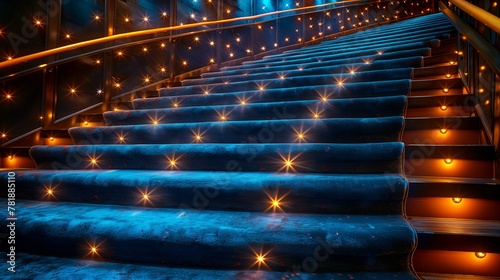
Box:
7;253;419;279
3;200;416;273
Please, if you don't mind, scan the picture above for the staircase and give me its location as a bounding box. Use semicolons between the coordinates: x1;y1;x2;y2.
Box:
1;13;466;279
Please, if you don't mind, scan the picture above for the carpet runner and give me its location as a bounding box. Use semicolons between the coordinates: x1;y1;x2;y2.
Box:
1;13;454;279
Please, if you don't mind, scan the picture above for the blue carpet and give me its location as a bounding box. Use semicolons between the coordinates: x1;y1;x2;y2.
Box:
0;13;455;279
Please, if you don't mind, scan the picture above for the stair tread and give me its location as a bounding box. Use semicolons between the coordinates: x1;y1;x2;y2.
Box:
71;117;404;144
187;56;424;86
13;253;419;280
30;142;405;173
9;169;407;214
162;68;414;97
8;198;416;251
410;217;500;237
134;79;411;110
105;96;407;125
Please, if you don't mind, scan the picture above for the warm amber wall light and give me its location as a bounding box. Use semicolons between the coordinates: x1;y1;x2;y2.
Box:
444;158;453;164
452;197;462;203
475;252;487;259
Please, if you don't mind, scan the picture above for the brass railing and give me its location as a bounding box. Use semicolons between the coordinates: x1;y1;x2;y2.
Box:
448;0;500;34
440;0;500;177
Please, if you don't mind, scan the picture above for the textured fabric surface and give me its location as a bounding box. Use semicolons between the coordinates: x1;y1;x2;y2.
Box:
0;12;455;278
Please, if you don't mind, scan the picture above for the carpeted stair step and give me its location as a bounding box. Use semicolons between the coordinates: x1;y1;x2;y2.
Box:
30;143;404;173
202;43;439;77
1;12;453;279
184;56;424;86
9;170;408;214
69;117;405;145
10;253;420;280
105;96;406;125
266;18;452;54
281;15;452;50
236;34;447;67
259;23;454;61
242;30;453;65
161;68;413;97
134;79;410;110
5;200;417;272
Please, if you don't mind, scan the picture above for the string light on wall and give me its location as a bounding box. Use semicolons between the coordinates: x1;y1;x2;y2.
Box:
92;13;101;22
34;18;44;27
4;92;13;101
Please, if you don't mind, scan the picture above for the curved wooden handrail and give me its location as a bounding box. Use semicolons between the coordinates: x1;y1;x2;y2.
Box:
0;0;364;71
448;0;500;34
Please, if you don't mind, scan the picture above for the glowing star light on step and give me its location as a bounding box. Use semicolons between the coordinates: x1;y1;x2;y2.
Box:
191;128;207;143
264;190;289;212
250;247;272;270
166;153;182;170
277;153;302;173
84;240;104;258
138;187;156;206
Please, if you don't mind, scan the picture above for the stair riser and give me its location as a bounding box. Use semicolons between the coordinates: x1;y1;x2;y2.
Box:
106;96;406;126
135;80;410;110
30;143;404;173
